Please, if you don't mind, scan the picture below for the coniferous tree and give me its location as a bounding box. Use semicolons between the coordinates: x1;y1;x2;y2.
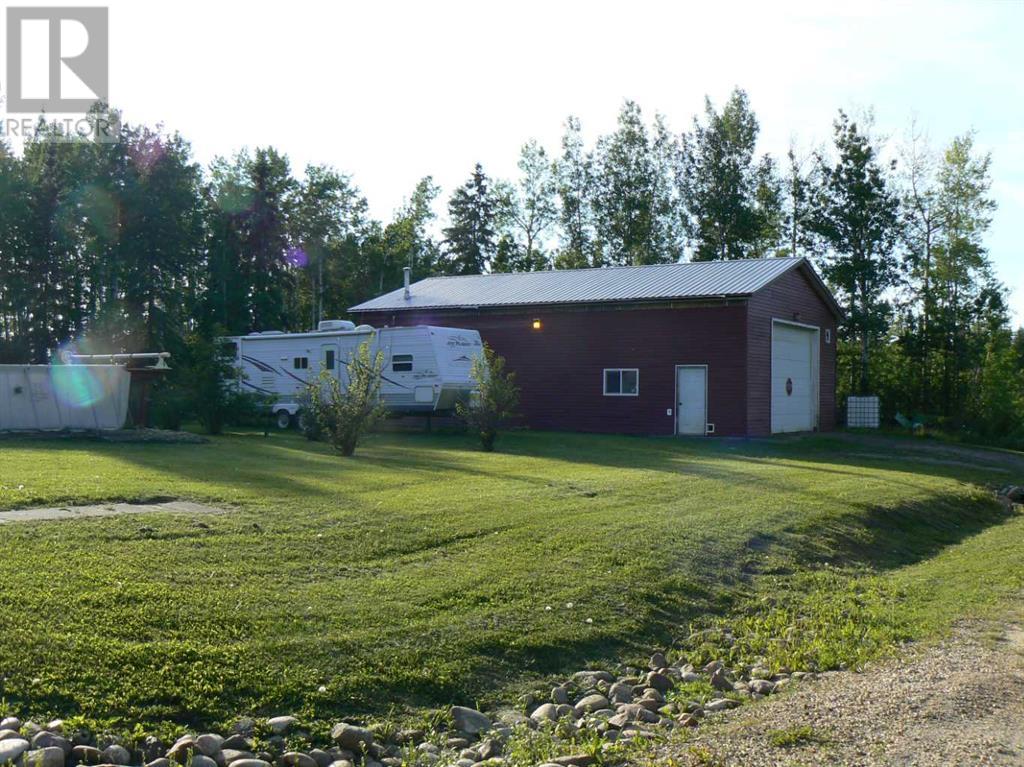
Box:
442;164;498;275
246;148;297;331
809;111;901;395
0;140;32;360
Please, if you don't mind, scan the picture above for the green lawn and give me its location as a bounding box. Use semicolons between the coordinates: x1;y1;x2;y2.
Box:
0;429;1021;734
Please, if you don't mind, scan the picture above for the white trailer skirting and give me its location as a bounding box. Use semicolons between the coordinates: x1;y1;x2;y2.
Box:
0;365;131;431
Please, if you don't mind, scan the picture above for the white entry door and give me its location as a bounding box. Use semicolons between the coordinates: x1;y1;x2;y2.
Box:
676;366;707;435
771;322;818;433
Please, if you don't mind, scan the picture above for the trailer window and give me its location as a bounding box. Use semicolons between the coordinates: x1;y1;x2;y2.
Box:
392;354;413;372
293;357;309;370
323;350;335;370
603;368;639;396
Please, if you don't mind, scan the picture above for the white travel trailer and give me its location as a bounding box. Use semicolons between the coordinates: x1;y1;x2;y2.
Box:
224;321;483;428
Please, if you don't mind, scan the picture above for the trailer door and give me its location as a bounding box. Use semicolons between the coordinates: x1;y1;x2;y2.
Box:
320;343;340;377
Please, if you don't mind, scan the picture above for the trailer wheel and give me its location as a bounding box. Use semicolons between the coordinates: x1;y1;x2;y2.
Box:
275;410;293;429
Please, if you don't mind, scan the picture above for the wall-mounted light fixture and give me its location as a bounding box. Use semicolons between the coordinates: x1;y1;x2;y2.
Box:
532;318;542;330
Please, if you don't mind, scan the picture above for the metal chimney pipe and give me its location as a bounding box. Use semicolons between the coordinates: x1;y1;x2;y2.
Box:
403;266;411;300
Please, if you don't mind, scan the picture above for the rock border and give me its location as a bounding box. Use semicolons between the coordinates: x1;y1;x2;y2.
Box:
0;648;823;767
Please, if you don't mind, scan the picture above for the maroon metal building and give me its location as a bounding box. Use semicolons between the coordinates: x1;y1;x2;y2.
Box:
351;258;842;437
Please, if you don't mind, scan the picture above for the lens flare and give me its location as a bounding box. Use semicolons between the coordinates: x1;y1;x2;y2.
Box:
50;341;111;408
285;247;308;267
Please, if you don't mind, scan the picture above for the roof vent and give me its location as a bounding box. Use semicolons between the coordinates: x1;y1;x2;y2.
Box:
317;320;356;332
403;266;411;300
354;324;374;332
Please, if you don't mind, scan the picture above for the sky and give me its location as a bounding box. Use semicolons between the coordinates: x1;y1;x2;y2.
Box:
5;0;1023;321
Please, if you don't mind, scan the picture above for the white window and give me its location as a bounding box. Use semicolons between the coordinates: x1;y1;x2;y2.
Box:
293;356;309;370
603;368;639;397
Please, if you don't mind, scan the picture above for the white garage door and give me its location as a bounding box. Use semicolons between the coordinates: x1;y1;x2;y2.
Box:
771;322;817;433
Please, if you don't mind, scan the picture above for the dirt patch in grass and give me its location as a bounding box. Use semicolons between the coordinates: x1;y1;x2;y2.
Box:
0;499;225;524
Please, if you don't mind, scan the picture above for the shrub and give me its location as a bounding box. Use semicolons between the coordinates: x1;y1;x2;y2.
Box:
155;331;266;434
150;382;187;430
296;388;323;441
303;340;387;456
456;344;519;452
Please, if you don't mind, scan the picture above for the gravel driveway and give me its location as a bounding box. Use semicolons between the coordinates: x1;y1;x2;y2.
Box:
658;619;1024;766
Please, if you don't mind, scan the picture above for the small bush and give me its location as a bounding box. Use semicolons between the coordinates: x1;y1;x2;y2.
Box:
303;340;387;456
768;725;824;748
149;331;267;434
150;383;186;430
456;344;519;452
296;389;322;441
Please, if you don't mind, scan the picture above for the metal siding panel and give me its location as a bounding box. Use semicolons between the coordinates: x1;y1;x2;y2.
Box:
357;305;750;436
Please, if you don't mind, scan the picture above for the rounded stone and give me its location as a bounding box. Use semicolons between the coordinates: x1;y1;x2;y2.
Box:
222;751;256;764
189;755;218;767
101;745;132;766
221;736;252;752
32;733;72;756
529;704;559;724
281;753;316;767
330;724;373;752
27;746;70;767
449;707;490;735
307;750;332;767
645;672;673;692
196;734;224;757
573;694;610;716
267;717;298;736
0;740;31;765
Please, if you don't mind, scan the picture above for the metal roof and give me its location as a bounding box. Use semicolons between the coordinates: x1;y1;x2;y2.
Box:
351;257;837;313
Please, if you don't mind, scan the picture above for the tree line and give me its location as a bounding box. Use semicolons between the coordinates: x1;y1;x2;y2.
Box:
0;92;1021;441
